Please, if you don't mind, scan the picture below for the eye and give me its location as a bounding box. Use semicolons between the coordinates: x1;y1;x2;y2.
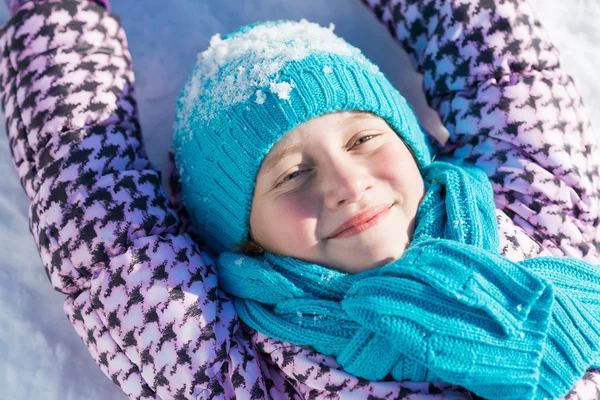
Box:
283;170;304;182
275;169;308;188
272;134;378;189
352;134;375;147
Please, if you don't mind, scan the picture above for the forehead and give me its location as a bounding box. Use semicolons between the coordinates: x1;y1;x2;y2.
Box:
265;111;384;158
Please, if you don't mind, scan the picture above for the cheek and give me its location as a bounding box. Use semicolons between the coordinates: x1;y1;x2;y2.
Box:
374;143;424;198
257;194;319;250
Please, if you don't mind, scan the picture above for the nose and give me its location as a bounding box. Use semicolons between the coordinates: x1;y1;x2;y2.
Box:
322;156;373;209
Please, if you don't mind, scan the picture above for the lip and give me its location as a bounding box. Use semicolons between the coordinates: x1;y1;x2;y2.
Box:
328;204;393;239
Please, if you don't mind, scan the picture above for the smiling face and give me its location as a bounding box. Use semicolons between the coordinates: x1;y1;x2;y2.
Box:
249;111;425;273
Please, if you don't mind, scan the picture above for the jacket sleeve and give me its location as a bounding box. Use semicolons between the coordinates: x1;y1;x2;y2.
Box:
0;1;241;398
361;0;600;261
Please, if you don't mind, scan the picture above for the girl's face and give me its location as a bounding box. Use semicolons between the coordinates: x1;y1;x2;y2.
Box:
249;111;424;273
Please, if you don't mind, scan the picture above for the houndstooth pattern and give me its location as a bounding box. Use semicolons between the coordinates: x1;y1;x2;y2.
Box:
5;0;108;14
362;0;600;262
2;0;600;399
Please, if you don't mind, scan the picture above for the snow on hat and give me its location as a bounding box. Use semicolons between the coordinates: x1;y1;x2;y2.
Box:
173;19;432;254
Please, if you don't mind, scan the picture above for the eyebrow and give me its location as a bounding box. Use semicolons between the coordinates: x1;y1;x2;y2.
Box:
349;112;375;121
262;142;303;175
260;113;377;174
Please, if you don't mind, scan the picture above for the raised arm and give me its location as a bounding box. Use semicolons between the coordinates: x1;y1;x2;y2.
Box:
361;0;600;261
0;1;240;398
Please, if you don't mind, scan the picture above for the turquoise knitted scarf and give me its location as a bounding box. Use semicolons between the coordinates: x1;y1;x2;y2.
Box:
218;160;600;400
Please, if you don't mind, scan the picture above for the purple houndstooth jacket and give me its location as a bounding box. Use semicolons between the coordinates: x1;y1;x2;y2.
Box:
2;0;600;398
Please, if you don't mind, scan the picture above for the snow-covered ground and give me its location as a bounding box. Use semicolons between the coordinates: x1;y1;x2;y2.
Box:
0;1;598;399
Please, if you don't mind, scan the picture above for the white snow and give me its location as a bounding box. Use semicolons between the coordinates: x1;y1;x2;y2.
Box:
0;0;598;399
255;89;266;104
269;80;294;100
178;18;375;126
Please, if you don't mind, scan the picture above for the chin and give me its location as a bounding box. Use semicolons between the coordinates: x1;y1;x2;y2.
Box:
375;237;412;264
338;246;405;273
373;249;404;268
325;228;413;273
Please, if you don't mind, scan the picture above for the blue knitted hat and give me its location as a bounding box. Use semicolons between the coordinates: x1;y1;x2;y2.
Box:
173;20;433;254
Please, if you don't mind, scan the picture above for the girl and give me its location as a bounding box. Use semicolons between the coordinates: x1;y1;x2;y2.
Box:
2;0;600;399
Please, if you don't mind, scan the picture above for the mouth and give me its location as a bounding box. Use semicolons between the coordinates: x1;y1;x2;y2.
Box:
328;203;394;239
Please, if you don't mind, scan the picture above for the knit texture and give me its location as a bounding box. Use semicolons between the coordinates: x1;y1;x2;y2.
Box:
173;20;432;254
218;161;600;400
